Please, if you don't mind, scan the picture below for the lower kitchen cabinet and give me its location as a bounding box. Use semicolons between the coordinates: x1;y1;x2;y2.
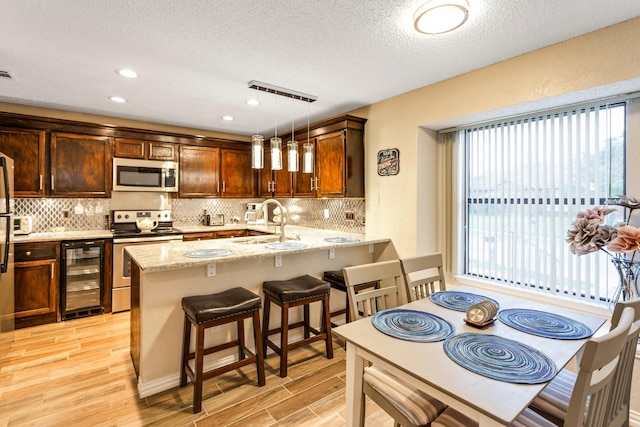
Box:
182;229;248;241
14;242;60;329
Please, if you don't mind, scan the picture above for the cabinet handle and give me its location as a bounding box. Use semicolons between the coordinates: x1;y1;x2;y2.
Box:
268;181;272;192
51;263;55;279
310;177;314;191
272;181;276;192
315;177;319;191
51;174;55;190
39;175;43;191
222;181;226;193
217;181;220;193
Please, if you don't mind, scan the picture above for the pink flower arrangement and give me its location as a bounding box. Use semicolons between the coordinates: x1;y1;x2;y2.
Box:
566;196;640;257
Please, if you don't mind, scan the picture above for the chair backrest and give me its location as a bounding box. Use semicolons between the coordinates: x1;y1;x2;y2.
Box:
605;299;640;427
343;260;406;321
400;253;446;302
565;306;634;427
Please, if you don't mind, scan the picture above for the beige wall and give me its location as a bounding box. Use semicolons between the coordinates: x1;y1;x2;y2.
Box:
352;17;640;258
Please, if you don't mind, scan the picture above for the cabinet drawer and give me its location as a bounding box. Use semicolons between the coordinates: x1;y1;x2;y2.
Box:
182;232;217;241
214;229;247;239
15;243;59;262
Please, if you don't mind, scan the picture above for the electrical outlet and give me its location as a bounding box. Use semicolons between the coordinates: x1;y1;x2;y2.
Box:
329;248;335;259
62;210;70;219
275;255;282;267
345;211;355;221
207;263;216;277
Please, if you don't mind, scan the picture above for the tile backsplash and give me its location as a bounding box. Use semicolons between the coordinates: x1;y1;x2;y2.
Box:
14;198;365;234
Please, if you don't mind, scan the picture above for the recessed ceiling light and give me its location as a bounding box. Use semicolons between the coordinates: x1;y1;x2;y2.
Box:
246;99;260;106
221;115;234;121
110;96;126;103
117;68;138;78
414;0;469;35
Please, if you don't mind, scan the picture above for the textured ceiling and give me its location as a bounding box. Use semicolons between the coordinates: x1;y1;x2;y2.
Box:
1;0;640;135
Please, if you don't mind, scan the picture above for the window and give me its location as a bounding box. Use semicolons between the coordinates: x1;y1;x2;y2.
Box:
463;101;627;303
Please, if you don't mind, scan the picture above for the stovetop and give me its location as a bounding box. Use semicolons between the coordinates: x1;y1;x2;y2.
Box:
110;209;181;239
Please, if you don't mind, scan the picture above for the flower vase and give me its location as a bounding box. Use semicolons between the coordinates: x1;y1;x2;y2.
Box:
611;258;640;306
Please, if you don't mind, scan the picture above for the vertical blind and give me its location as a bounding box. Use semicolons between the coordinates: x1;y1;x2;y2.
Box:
464;101;626;303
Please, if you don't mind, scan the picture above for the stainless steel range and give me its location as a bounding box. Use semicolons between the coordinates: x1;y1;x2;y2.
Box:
111;209;183;312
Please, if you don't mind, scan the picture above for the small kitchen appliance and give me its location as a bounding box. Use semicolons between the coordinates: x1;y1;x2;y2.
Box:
245;203;260;222
13;216;32;235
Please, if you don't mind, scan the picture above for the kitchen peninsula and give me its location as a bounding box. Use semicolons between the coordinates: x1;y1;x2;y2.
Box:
126;225;391;398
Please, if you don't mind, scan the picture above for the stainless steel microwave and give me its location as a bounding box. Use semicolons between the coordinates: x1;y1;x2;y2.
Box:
113;158;178;192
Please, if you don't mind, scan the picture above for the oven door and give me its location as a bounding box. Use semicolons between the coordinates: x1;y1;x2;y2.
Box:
112;235;182;312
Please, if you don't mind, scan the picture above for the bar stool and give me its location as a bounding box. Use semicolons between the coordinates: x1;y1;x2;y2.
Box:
180;287;265;413
323;269;379;327
262;275;333;378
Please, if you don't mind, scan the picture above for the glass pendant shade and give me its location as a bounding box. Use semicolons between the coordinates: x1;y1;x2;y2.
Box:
251;135;264;169
287;140;299;172
302;142;314;173
271;137;282;170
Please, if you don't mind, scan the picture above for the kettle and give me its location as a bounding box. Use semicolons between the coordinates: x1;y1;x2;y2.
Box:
136;218;159;232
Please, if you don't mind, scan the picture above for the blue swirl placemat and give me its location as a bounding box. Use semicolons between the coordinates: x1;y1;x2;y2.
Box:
371;309;455;342
443;333;556;384
497;309;593;340
429;291;500;312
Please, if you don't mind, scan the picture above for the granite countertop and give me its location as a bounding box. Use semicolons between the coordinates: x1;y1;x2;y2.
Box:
12;230;114;243
125;225;389;272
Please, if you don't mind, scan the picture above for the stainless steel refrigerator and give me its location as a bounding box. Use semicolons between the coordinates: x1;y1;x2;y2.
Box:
0;152;14;370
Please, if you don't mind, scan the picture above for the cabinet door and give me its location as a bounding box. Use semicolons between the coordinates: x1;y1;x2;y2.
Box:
114;138;146;159
214;229;247;239
182;231;216;241
293;137;316;197
179;145;220;197
315;131;345;197
148;142;177;161
50;132;112;197
257;145;293;197
0;127;46;197
220;149;254;197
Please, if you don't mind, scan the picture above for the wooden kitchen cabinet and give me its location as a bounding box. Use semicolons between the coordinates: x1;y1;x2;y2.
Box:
292;115;365;198
182;229;248;241
258;146;292;198
114;138;177;161
0;127;46;197
14;242;60;329
50;132;112;197
220;149;254;197
179;145;220;197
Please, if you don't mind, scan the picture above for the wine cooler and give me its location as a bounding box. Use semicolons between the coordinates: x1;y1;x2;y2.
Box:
61;240;105;320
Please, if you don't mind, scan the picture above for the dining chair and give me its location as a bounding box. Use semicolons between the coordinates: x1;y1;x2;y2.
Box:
529;299;640;427
400;253;446;302
343;260;447;427
431;306;635;427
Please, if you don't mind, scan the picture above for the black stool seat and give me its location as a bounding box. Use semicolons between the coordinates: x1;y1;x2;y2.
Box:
180;287;265;413
262;275;333;377
323;269;379;327
263;275;330;302
182;287;262;323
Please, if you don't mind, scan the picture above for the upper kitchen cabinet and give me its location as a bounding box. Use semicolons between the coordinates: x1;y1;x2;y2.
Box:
50;132;112;197
114;137;177;161
220;148;254;197
293;115;366;198
0;127;46;197
179;145;220;197
257;146;292;198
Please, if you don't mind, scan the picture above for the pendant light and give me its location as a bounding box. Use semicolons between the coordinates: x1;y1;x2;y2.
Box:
287;98;299;172
251;87;264;169
247;81;317;172
270;94;282;171
303;102;314;173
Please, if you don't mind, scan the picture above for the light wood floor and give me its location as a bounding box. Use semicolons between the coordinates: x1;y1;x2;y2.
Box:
0;312;394;427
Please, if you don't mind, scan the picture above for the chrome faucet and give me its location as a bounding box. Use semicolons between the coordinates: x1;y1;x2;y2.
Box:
256;199;287;242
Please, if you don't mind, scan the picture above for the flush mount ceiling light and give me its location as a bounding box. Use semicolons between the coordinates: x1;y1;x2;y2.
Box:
414;0;469;35
221;115;234;121
109;96;126;103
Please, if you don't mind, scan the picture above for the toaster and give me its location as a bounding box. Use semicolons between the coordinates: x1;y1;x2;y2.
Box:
13;216;33;235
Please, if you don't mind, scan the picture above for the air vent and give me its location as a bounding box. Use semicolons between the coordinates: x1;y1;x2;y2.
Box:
0;70;14;80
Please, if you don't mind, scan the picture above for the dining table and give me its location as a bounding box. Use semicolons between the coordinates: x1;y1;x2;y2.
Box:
333;285;607;427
